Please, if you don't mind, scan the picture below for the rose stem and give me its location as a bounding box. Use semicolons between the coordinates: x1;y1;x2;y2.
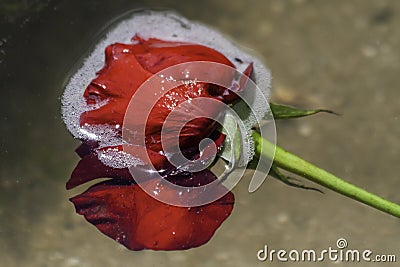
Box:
252;131;400;218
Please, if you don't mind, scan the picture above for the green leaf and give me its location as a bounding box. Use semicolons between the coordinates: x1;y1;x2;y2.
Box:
269;102;338;120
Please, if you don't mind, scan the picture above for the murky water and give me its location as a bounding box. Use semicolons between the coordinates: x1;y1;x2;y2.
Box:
1;0;399;266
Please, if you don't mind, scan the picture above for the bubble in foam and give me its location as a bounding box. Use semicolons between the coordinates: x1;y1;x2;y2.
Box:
97;148;144;169
61;10;272;167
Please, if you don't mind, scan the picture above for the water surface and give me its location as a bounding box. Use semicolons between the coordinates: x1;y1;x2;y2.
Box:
1;0;399;266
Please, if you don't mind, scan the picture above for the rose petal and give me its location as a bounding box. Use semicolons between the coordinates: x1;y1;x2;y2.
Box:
79;36;242;154
70;179;141;249
70;171;234;251
80;43;153;126
75;140;99;158
131;34;235;73
66;153;132;189
67;144;171;189
68;131;225;190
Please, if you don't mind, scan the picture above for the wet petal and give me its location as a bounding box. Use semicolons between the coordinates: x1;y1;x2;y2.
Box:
67;144;171;189
68;131;225;190
66;153;132;189
131;34;235;73
70;179;141;249
70;172;234;251
80;43;153;126
79;36;243;155
75;140;99;158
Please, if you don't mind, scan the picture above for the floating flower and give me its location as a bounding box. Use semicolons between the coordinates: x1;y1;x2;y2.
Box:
65;35;241;249
62;11;273;251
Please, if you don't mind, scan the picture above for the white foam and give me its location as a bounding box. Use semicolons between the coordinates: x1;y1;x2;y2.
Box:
97;148;144;168
61;10;271;168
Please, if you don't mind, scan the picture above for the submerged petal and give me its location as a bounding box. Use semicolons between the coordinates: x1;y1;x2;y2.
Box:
66;153;132;189
70;171;234;251
75;140;99;158
66;144;171;189
67;131;225;189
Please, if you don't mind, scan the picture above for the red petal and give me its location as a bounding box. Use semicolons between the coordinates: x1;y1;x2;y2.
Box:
75;140;99;158
66;153;132;190
70;179;142;249
70;171;234;251
131;35;234;73
80;43;153;126
67;144;171;189
67;132;225;190
79;36;239;154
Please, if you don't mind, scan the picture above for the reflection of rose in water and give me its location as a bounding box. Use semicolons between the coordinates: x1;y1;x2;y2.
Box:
62;11;273;251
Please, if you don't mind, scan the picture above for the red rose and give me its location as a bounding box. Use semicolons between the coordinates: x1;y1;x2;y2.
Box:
67;35;252;250
80;35;251;152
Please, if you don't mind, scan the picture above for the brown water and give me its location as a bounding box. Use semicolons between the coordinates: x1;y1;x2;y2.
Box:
1;0;399;266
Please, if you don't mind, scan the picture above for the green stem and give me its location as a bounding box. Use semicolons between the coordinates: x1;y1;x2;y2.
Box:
252;131;400;218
